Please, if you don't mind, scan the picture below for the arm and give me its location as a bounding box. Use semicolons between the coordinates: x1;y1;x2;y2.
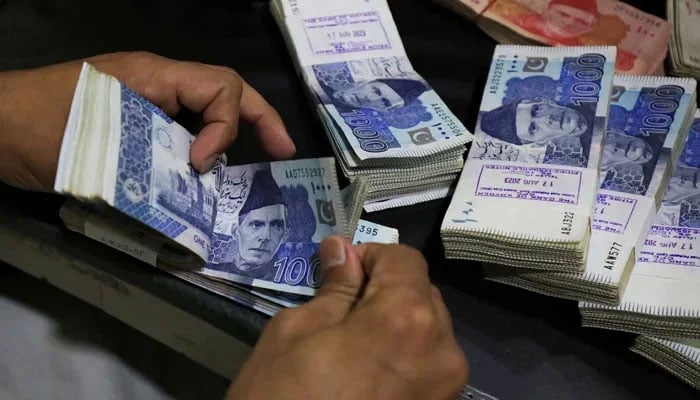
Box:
0;52;295;192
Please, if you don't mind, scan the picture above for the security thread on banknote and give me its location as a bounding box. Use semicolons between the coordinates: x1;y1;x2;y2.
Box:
442;45;616;271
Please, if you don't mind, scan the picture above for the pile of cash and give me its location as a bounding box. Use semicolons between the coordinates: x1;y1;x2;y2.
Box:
270;0;472;212
577;128;700;338
631;336;700;390
442;45;616;272
484;77;697;305
667;0;700;80
54;62;400;314
433;0;671;75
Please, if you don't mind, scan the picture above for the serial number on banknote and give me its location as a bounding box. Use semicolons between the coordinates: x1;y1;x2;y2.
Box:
284;167;327;179
560;211;574;235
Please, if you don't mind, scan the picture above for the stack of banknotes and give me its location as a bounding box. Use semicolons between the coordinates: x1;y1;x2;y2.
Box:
433;0;671;75
631;336;700;390
442;45;616;272
483;78;697;305
578;122;700;338
270;0;473;212
54;62;402;314
667;0;700;80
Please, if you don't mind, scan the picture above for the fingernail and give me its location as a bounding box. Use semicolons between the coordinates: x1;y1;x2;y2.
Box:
201;155;219;172
320;236;346;270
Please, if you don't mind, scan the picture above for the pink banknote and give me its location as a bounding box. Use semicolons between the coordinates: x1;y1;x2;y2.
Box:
475;0;671;74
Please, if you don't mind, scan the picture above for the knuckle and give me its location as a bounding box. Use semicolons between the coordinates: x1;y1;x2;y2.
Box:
386;301;437;339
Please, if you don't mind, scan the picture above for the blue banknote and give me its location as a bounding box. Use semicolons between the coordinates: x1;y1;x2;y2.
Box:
469;46;616;169
203;158;346;295
114;84;225;261
599;77;696;196
656;114;700;228
307;56;471;159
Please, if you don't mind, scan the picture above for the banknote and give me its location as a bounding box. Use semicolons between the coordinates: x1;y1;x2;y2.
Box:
484;77;697;302
631;336;700;390
352;219;399;244
585;76;696;284
668;0;700;76
579;125;700;334
443;45;615;247
277;0;472;160
306;56;472;160
202;158;346;296
480;0;671;75
55;63;226;262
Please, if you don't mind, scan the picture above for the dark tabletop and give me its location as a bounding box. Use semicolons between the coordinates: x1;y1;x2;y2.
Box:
0;0;696;398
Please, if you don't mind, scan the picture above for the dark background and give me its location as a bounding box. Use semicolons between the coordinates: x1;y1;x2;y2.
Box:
0;0;696;398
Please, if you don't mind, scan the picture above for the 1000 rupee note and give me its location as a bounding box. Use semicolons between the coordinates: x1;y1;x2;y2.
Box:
580;125;700;335
277;0;472;160
443;45;615;257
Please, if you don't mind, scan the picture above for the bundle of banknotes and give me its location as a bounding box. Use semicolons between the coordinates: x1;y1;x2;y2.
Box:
578;121;700;338
54;62;402;313
631;336;700;390
483;78;697;305
270;0;473;212
433;0;671;75
442;45;616;272
667;0;700;80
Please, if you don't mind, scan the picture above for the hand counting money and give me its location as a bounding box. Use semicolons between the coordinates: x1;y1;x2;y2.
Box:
442;45;616;272
270;0;472;211
484;75;697;305
55;63;347;296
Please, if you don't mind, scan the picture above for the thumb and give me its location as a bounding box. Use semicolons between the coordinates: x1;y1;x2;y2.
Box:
302;235;366;327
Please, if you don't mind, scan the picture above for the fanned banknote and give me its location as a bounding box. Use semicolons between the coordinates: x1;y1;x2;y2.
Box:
270;0;472;210
484;76;697;305
579;125;700;338
668;0;700;80
200;159;345;296
442;45;616;272
631;336;700;390
54;63;348;296
434;0;671;75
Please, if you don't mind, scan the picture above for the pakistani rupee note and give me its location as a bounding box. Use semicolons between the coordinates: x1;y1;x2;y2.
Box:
277;0;472;160
479;0;671;75
443;45;615;255
202;158;346;296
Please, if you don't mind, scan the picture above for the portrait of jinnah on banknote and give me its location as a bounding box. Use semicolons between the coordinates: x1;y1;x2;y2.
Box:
596;100;668;196
487;0;637;71
657;135;700;228
227;168;291;279
474;74;596;167
312;57;432;127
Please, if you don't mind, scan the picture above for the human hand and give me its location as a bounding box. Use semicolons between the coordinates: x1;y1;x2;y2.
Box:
0;51;295;192
227;236;468;400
